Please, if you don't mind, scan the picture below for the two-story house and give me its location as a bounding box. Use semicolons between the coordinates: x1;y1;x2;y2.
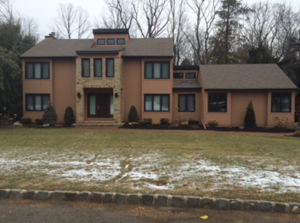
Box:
20;28;297;127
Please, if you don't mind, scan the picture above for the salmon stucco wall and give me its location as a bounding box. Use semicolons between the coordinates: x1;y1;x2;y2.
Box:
22;59;53;121
123;58;142;122
172;91;201;123
52;58;76;123
267;90;295;127
141;58;173;123
203;91;232;127
231;90;268;127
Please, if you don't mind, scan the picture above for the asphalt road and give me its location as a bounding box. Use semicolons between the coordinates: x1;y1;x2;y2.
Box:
0;200;299;223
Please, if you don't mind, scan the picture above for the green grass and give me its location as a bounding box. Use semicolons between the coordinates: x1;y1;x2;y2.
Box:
0;128;299;203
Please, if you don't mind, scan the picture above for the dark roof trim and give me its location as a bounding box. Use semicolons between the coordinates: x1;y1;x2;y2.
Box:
173;88;202;92
20;56;76;59
173;65;199;70
76;50;121;55
205;88;298;91
122;55;173;58
93;29;129;34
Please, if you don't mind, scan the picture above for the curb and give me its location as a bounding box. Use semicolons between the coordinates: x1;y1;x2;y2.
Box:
0;189;300;214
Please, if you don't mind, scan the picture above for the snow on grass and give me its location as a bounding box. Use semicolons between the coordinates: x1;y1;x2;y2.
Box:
0;150;300;193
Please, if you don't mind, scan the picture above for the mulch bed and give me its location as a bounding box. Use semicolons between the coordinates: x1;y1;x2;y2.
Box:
120;123;295;133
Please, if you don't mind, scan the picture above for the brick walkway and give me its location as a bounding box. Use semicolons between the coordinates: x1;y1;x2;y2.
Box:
73;126;294;137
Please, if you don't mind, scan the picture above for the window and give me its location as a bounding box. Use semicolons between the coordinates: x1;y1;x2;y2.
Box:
144;94;169;112
174;73;183;79
178;94;195;112
94;59;102;77
271;92;291;112
82;59;90;77
25;62;49;79
117;38;125;45
186;72;196;79
26;94;50;111
145;62;170;79
97;39;105;45
106;58;114;77
107;39;115;45
208;93;227;112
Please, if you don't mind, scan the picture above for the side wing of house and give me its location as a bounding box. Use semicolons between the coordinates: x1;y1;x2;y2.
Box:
200;64;297;128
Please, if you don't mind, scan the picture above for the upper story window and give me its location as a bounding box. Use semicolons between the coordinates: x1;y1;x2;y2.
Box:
107;39;115;45
179;94;195;112
25;62;49;79
271;92;291;112
186;72;196;79
174;73;183;79
94;59;102;77
26;94;50;111
97;39;105;45
106;58;114;77
117;38;125;45
82;59;90;77
208;93;227;112
145;62;170;79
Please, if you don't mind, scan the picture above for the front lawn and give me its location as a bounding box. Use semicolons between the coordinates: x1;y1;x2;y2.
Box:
0;128;299;203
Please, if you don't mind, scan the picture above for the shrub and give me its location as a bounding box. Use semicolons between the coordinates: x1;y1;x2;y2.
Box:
22;118;32;124
42;104;58;126
160;118;169;125
152;123;160;126
244;100;256;128
35;119;43;125
208;120;218;128
143;118;152;124
64;106;75;125
128;105;139;122
294;130;300;136
275;116;294;129
188;119;200;125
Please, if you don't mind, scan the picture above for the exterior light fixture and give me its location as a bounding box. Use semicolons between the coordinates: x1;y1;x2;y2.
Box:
77;92;81;99
115;93;119;98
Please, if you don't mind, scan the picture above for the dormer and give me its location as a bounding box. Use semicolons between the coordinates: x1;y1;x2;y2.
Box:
93;29;130;47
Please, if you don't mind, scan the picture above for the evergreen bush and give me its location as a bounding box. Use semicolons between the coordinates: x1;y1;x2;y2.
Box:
128;105;139;122
42;103;58;126
244;100;256;128
64;106;75;125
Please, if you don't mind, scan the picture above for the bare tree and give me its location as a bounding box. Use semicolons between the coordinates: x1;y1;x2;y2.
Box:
97;0;133;29
185;0;220;64
54;3;91;39
169;0;188;65
132;0;170;38
0;0;13;23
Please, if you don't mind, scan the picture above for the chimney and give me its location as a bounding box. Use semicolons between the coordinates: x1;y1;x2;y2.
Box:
45;32;56;39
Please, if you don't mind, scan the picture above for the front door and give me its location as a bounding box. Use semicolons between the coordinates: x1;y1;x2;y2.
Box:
88;94;113;118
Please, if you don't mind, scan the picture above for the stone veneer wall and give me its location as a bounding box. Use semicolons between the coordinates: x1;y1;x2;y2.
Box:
75;57;123;124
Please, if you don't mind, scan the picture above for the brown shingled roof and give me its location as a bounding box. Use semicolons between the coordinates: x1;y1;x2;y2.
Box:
201;64;297;90
76;46;125;55
21;39;94;58
173;80;202;89
122;38;173;57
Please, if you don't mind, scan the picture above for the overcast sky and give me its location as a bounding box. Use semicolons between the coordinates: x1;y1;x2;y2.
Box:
12;0;300;39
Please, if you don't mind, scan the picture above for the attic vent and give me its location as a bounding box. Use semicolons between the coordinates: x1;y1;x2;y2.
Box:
180;81;192;84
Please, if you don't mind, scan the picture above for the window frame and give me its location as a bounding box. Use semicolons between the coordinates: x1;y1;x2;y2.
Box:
208;93;227;113
173;73;184;79
25;94;50;111
106;58;115;77
25;62;50;79
117;38;125;45
185;72;196;79
97;38;105;45
178;94;195;112
144;61;170;79
94;58;102;77
144;94;170;112
271;92;292;112
107;38;115;45
81;59;90;77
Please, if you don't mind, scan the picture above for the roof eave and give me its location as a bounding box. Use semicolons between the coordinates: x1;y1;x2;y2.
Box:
76;51;121;55
122;55;173;58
